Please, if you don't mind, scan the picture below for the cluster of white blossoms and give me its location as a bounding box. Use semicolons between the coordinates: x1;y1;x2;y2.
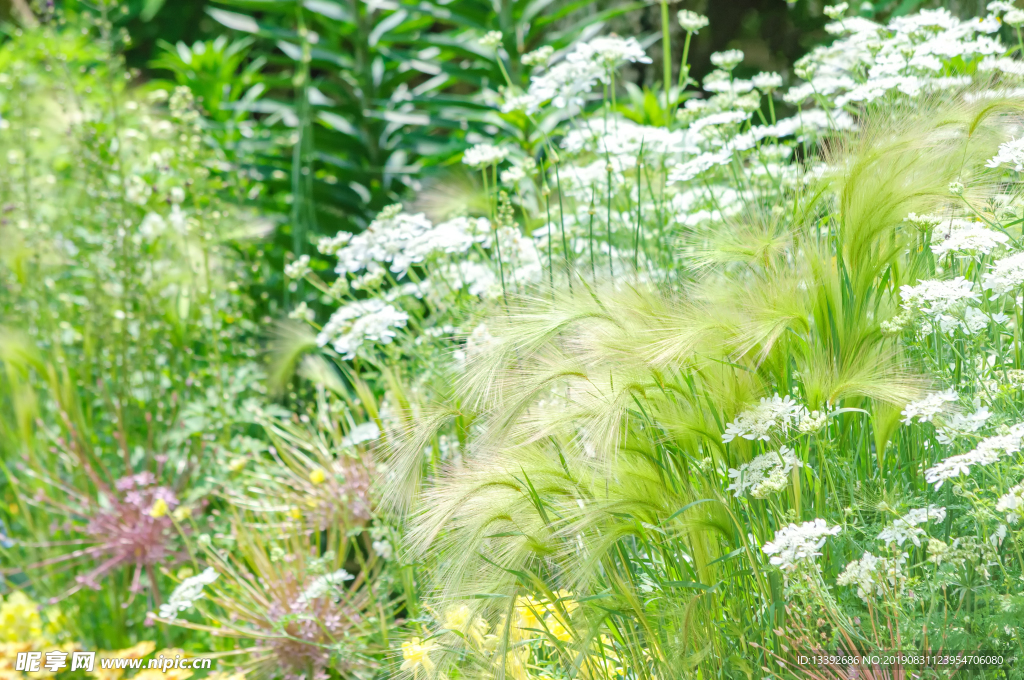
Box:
296;568;354;607
986;136;1024;172
285;254;312;280
936;404;992;445
836;551;907;602
982;251;1024;296
511;35;651;113
762;519;842;572
900;277;979;315
722;394;809;443
329;209;444;277
668;150;733;183
877;507;946;547
996;483;1024;523
727;446;802;499
298;194;549;360
159;567;219;620
925;426;1024;489
901;389;958;424
930;219;1010;258
463;143;509;169
317;299;409;360
784;7;1003;110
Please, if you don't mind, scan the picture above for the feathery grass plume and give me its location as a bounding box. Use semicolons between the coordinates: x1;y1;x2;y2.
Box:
391;92;1024;678
266;322;321;396
828;95;1021;303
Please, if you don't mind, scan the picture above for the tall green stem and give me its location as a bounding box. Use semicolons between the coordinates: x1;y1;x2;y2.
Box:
677;31;692;88
661;0;672;114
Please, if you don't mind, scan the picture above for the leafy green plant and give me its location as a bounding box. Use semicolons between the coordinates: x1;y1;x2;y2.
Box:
0;11;262;648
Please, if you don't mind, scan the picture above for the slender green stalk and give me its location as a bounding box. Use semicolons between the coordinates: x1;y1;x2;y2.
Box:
661;0;672;114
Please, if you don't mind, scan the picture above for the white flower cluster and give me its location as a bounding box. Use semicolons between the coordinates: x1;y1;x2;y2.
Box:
877;507;946;547
514;36;651;113
158;567;219;620
785;8;1002;110
836;551;906;601
930;219;1009;258
285;254;312;280
316;299;409;360
727;446;802;499
722;394;808;443
668;151;734;183
899;277;978;315
677;10;709;34
463;143;509;169
986;137;1024;172
983;251;1024;296
996;483;1024;523
332;209;491;278
341;422;381;448
296;568;354;607
936;404;991;444
762;519;842;572
925;426;1024;489
901;389;958;424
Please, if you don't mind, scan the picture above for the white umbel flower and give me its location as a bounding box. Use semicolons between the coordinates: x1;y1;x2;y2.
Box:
159;567;219;620
996;483;1024;523
925;428;1024;489
463;144;509;168
677;10;709;33
931;222;1008;257
574;36;652;69
710;49;745;71
296;568;354;607
762;519;841;571
899;277;978;315
316;299;409;360
752;72;783;91
987;137;1024;171
479;31;503;48
837;551;906;601
983;251;1024;295
877;507;946;547
521;46;554;66
1004;8;1024;27
722;394;807;442
668;151;733;183
318;231;353;256
901;389;958;424
727;446;802;498
284;254;311;280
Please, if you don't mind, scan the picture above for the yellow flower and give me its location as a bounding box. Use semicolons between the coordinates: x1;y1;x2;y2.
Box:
400;637;437;675
148;499;169;518
545;616;573;645
308;468;326;485
172;506;192;521
0;592;44;643
581;636;625;680
544;589;578;644
442;605;488;647
548;590;578;617
512;596;544;637
498;646;533;680
288;507;302;520
228;457;247;472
